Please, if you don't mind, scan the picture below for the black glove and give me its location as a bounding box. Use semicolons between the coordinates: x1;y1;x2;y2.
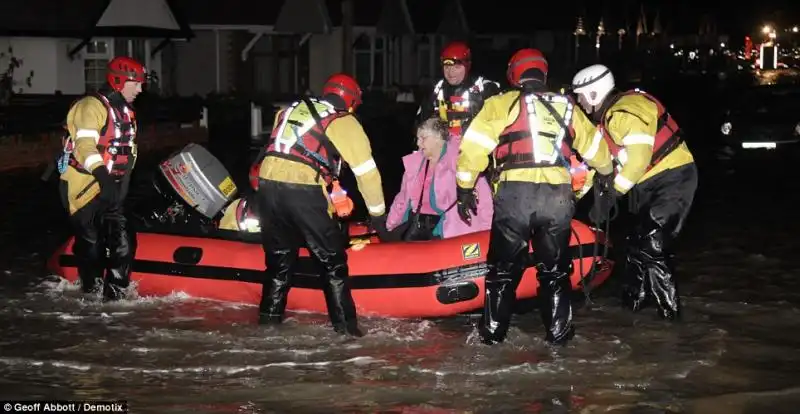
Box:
92;167;119;205
369;214;394;242
456;186;478;224
589;173;617;225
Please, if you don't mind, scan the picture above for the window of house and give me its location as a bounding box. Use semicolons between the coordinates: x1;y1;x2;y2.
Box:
114;38;147;63
352;33;388;89
84;40;112;93
373;35;385;88
417;35;432;81
353;34;372;88
252;34;299;95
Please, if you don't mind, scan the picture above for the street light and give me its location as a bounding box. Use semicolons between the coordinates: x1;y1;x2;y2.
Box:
793;26;799;33
763;25;773;34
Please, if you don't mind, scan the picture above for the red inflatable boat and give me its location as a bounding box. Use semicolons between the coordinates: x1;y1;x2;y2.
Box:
48;220;613;318
46;143;615;319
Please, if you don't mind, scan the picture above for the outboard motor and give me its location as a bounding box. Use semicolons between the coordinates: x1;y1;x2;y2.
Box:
131;143;239;231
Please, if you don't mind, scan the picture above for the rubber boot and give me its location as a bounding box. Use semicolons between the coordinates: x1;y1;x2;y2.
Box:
258;276;290;325
78;263;104;295
258;249;295;325
103;261;131;302
622;241;648;312
103;209;134;302
537;270;575;346
323;261;363;337
648;256;681;321
74;237;104;295
478;262;522;345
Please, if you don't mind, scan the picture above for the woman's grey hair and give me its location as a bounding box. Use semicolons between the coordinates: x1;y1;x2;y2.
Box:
416;117;450;142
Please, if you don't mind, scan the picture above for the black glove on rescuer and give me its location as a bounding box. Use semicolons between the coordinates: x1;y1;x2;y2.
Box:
92;167;119;205
456;186;477;224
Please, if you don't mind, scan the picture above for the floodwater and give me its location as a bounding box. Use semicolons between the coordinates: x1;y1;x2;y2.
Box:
2;91;800;413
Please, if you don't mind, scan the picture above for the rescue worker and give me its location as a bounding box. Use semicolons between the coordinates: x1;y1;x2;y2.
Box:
571;64;697;321
217;163;260;233
456;49;615;346
417;41;501;139
58;56;146;301
257;73;389;337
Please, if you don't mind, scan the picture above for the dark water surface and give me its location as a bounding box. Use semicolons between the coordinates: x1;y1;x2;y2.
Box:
2;96;800;413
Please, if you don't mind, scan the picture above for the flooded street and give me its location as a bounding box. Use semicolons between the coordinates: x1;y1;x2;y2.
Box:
2;111;800;413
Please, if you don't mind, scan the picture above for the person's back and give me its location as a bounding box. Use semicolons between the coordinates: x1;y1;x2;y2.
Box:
255;73;390;337
456;49;614;346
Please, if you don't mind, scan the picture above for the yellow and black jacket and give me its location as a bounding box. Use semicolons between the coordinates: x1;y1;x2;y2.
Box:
260;99;386;217
456;89;613;190
599;90;694;195
59;93;138;215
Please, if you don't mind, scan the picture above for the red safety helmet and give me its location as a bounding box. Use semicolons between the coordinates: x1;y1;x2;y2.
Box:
322;73;362;111
106;56;147;92
441;41;471;72
506;48;548;87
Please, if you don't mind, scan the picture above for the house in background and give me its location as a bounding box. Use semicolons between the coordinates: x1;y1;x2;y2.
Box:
163;0;576;98
0;0;192;95
0;0;578;97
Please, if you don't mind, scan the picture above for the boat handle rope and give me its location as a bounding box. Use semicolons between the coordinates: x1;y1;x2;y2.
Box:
572;196;618;305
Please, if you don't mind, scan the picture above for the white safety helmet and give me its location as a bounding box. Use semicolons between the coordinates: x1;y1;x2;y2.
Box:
571;64;615;108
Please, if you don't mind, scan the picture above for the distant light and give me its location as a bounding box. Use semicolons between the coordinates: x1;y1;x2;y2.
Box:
720;122;732;135
763;25;773;34
670;43;675;49
742;142;776;149
720;42;726;48
794;26;799;33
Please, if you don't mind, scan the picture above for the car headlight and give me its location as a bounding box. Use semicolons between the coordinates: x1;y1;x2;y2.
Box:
721;122;733;135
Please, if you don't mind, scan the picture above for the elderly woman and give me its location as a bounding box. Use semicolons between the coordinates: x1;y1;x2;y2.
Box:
386;117;493;241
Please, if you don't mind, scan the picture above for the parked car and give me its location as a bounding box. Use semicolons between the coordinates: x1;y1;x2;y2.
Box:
717;83;800;159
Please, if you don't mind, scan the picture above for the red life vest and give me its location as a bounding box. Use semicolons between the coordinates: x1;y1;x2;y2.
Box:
600;89;683;169
493;93;574;171
264;98;347;184
434;76;493;136
68;93;137;177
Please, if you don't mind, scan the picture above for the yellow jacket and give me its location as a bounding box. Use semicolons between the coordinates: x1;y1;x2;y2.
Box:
59;95;138;215
259;100;386;216
456;89;613;189
601;93;694;195
218;197;260;232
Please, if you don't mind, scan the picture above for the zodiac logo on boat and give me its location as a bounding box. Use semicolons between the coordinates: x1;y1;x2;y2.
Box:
461;243;481;260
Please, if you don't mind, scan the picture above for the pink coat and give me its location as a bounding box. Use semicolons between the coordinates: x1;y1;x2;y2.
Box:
387;138;493;239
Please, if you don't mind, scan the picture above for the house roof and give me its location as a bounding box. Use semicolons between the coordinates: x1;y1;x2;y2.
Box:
0;0;193;39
